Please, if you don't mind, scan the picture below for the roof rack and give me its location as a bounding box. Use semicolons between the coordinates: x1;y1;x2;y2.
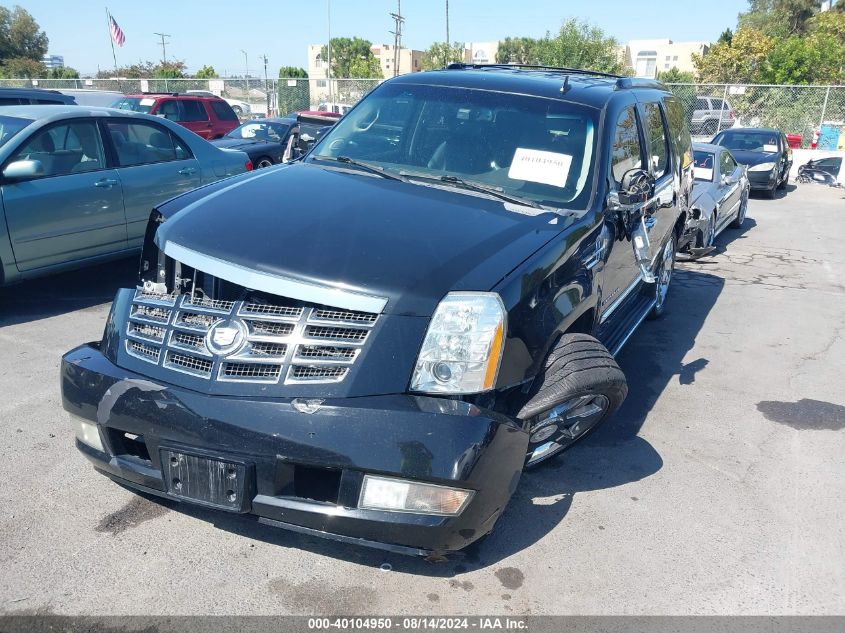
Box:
614;77;665;90
444;63;624;79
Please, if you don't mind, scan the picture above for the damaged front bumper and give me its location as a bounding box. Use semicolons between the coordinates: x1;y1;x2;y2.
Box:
61;343;528;555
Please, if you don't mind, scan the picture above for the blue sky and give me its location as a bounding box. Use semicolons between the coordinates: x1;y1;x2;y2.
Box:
25;0;747;75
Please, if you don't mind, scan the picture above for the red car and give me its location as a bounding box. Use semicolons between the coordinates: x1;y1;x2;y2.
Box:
111;93;239;139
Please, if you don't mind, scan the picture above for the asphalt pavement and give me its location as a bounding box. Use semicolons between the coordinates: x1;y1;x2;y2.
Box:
1;183;843;615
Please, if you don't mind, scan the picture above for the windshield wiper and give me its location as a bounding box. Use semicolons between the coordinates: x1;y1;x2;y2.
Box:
399;172;544;209
312;155;406;182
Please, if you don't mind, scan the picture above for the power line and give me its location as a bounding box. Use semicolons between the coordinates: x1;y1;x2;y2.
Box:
389;0;404;77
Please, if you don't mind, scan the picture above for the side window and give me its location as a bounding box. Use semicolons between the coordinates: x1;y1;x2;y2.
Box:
720;152;737;176
710;99;724;110
156;100;182;121
209;100;238;122
106;120;193;167
181;100;208;122
0;97;24;105
12;121;105;177
663;96;691;168
643;102;669;179
694;98;709;110
610;106;644;186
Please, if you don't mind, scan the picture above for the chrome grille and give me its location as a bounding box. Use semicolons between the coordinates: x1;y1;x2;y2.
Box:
124;286;378;386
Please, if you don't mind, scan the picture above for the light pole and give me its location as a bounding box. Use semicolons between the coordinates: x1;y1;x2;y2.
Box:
327;0;332;103
240;49;248;101
259;53;269;115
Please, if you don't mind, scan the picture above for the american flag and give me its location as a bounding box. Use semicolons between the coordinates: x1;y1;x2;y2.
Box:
109;15;125;47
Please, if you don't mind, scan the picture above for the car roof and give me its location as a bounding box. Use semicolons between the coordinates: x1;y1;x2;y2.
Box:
388;65;671;110
0;104;180;123
717;127;781;135
692;142;723;153
121;93;222;100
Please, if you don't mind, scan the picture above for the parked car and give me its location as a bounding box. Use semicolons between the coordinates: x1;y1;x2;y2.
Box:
0;87;76;106
61;66;692;556
797;155;843;187
110;93;239;139
691;95;735;135
680;142;749;253
712;127;792;198
58;89;125;108
317;102;353;115
210;113;337;168
0;105;251;286
185;90;252;117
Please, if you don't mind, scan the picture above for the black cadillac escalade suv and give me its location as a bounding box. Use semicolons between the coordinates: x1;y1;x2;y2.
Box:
61;65;692;556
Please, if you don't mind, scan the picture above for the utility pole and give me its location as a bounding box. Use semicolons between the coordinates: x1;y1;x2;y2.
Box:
389;1;404;77
240;49;249;101
259;53;269;115
327;0;332;102
154;32;170;63
446;0;450;49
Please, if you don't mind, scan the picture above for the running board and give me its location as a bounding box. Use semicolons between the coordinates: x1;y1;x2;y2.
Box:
598;293;657;356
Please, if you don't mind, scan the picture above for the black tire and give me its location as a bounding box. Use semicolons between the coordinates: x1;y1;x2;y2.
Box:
648;232;676;320
731;190;748;228
519;334;627;468
765;184;776;199
231;105;243;116
255;156;274;169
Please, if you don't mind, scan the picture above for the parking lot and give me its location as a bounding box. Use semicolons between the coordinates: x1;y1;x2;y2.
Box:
0;183;843;616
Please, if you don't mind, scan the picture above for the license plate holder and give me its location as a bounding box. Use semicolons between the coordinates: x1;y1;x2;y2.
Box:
160;449;252;512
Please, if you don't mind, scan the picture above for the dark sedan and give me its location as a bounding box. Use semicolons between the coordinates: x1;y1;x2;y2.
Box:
711;127;792;198
211;114;337;168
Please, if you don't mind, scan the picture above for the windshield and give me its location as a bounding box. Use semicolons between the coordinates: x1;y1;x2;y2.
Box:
226;120;291;141
693;150;715;182
110;97;155;113
310;82;598;210
0;115;33;149
715;131;780;153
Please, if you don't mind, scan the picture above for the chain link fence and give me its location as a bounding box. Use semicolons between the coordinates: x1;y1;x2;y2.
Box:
664;83;845;148
0;77;383;118
2;77;842;148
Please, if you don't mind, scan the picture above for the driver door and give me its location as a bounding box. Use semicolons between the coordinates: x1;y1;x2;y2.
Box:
599;104;645;322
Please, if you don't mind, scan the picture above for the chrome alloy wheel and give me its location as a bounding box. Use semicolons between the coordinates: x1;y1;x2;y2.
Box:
526;394;611;466
654;240;675;313
256;158;274;169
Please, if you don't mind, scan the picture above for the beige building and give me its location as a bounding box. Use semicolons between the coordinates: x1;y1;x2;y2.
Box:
627;39;709;78
462;41;500;64
371;43;424;77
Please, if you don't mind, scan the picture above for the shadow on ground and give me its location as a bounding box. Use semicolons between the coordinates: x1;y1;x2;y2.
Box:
0;256;137;327
121;263;726;577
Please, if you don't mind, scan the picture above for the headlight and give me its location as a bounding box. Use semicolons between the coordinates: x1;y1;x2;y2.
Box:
748;162;776;172
358;475;474;515
410;292;506;394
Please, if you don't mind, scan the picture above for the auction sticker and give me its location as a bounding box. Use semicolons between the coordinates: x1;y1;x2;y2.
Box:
508;148;572;188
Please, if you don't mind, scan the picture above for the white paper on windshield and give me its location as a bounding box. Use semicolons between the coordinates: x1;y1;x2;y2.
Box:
140;98;155;106
763;143;778;152
508;148;572;188
694;167;713;181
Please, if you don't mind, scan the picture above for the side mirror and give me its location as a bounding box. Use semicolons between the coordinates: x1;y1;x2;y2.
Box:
721;174;735;186
2;159;44;181
618;168;655;205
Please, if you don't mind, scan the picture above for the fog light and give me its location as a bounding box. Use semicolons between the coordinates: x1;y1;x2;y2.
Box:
76;421;104;452
358;475;473;516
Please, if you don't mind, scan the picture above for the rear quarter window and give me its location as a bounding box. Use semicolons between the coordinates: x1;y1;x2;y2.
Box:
209;100;238;121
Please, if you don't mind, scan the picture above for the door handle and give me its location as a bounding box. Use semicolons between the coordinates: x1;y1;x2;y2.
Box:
178;167;197;176
94;178;118;188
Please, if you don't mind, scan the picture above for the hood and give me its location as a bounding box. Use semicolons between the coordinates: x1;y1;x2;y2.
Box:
727;149;778;166
210;137;276;151
155;163;570;316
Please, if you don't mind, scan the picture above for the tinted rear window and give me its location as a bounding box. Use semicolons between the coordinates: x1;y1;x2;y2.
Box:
181;99;208;121
111;97;155;113
210;100;238;121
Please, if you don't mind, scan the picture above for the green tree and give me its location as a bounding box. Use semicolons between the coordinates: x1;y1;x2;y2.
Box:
496;36;543;64
47;66;79;79
320;37;381;78
422;42;464;70
809;8;845;42
717;28;734;45
493;19;625;74
539;18;625;73
194;65;216;78
0;5;48;61
153;61;186;78
761;33;845;83
0;56;45;77
278;66;307;78
739;0;822;37
657;67;696;83
692;27;774;83
96;61;155;79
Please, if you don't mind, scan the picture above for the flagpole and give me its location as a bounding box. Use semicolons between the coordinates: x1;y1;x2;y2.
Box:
106;7;118;74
